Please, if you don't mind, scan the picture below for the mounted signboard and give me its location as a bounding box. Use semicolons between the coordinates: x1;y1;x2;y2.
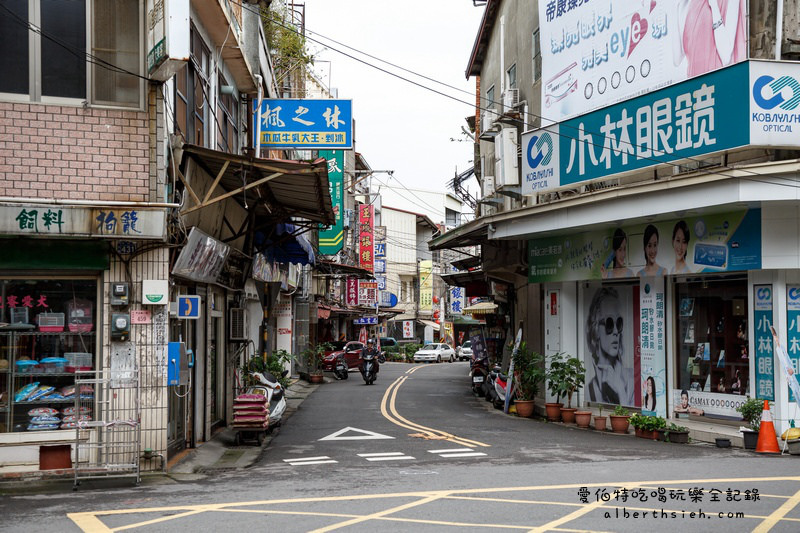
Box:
255;99;353;149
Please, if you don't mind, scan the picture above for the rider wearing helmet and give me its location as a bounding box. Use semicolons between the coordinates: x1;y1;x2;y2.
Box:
360;338;380;377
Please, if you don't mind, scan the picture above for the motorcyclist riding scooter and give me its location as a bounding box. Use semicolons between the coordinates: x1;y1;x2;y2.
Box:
360;338;380;385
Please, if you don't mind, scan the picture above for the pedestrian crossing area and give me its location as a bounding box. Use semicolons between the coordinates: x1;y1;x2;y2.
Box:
283;448;487;466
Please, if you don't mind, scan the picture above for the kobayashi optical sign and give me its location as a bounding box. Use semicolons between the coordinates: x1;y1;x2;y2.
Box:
521;60;800;195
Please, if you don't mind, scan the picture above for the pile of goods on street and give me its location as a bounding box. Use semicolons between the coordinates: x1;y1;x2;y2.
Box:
233;393;270;429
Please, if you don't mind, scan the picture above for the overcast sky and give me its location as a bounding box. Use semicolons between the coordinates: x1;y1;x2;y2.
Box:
301;0;485;193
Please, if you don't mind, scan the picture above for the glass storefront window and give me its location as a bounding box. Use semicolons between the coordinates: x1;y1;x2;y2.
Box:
675;277;748;419
0;278;98;432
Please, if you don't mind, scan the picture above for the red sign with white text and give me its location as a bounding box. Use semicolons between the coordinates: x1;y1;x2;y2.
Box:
346;277;358;307
359;204;374;273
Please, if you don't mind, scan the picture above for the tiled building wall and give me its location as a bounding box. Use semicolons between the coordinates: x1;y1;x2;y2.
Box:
0;103;149;202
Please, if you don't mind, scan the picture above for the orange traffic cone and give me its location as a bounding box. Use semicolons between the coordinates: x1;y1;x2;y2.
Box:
755;400;780;454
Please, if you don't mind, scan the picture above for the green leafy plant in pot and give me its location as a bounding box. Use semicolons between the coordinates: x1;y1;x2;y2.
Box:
545;352;586;424
737;397;764;449
511;343;545;418
241;349;294;390
609;405;631;434
303;343;331;383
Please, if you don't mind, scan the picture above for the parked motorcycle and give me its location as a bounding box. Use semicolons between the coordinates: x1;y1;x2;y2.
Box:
333;354;349;380
360;351;378;385
470;354;489;396
486;365;514;410
250;370;288;428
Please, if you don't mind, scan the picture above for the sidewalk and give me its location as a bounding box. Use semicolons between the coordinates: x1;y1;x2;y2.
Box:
168;378;320;477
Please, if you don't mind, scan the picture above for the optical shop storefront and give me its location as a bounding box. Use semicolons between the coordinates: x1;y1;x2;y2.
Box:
527;208;783;426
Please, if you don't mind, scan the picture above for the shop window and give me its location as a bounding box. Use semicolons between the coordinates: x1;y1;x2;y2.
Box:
0;278;98;433
216;74;239;154
175;26;211;146
675;277;748;419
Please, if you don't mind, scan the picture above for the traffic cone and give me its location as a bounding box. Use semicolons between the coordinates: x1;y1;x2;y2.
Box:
755;400;780;454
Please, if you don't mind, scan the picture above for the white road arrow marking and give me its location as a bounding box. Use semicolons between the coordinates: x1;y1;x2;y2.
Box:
319;426;395;441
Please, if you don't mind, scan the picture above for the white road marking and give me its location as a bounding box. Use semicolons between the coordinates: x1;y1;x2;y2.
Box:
437;452;487;458
319;426;395;441
428;448;487;458
357;452;415;462
283;456;338;466
427;448;474;454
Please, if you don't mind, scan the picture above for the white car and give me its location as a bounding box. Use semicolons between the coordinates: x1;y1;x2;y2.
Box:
456;340;473;361
414;343;456;363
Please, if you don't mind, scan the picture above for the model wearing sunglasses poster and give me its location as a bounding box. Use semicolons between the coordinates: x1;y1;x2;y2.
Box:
585;286;635;406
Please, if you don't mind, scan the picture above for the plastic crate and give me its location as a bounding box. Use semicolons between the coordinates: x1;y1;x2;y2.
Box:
64;352;93;372
10;307;29;324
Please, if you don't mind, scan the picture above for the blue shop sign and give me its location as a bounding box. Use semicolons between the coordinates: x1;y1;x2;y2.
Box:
255;99;353;149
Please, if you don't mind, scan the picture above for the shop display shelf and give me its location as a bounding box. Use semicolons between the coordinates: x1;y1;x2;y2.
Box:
12;372;77;378
13;399;77;405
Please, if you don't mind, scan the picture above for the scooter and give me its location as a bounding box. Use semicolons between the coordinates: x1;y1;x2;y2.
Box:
333;354;349;380
250;370;288;428
469;354;489;396
360;352;378;385
486;365;514;410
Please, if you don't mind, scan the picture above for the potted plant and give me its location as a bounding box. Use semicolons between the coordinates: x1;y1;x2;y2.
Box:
594;405;607;431
545;352;586;424
609;405;631;434
241;349;293;390
737;397;763;449
662;422;690;444
512;344;545;418
574;409;592;428
630;414;666;440
303;343;329;383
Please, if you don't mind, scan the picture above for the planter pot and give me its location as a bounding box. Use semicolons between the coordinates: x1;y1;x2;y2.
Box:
656;428;667;442
609;415;630;434
574;411;592;428
309;373;324;384
515;400;535;418
594;416;608;431
665;430;689;444
787;439;800;455
560;407;578;424
639;429;658;440
742;429;759;450
715;438;731;448
545;402;563;422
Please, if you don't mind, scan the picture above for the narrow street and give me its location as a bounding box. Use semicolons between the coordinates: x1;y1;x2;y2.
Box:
2;362;799;532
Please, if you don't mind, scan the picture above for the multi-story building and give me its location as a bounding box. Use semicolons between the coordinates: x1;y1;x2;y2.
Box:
432;0;800;441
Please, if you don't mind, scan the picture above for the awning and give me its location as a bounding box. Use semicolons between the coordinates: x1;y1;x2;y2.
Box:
452;256;481;271
389;313;416;321
463;302;498;315
179;144;334;225
258;223;315;266
429;217;490;251
316;259;374;277
418;319;440;332
452;314;483;325
441;269;484;286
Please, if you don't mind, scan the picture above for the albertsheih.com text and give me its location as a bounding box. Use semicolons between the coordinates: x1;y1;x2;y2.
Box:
609;508;745;520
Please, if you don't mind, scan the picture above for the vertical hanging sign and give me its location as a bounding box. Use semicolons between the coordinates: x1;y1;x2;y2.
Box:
318;150;344;254
419;260;433;311
359;204;374;272
785;286;800;401
639;276;666;417
449;287;465;315
754;285;774;401
346;278;358;307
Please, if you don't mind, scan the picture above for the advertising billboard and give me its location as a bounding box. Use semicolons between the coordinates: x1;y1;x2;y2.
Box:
538;0;747;122
255;99;353;149
318;151;344;254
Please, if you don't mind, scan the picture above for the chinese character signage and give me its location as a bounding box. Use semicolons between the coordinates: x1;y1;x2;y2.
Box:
419;260;433;311
255;98;353;149
0;204;166;239
402;320;414;339
785;286;800;402
374;243;386;258
754;285;774;401
443;321;454;346
318;150;344;254
524;61;800;194
449;287;465;315
376;276;386;290
538;0;748;122
358;280;378;306
639;276;665;417
374;259;386;273
528;209;761;283
346;278;358;307
359;204;374;273
172;227;230;284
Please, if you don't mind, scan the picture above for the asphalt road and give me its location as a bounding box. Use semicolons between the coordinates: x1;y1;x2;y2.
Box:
2;361;800;532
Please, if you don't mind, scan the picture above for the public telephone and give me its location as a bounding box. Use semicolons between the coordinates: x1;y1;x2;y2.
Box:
168;341;194;386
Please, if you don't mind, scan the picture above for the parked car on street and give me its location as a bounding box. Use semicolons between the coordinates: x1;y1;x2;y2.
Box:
413;343;456;363
456;340;473;361
321;341;364;371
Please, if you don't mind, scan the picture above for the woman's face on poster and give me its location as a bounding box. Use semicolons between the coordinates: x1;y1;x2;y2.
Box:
673;228;687;260
645;233;659;265
646;378;654;395
597;297;622;358
615;238;627;268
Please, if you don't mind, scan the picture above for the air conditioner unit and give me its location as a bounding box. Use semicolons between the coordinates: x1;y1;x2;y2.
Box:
502;88;519;110
495;127;519;186
480;108;499;134
342;209;353;228
229;308;247;341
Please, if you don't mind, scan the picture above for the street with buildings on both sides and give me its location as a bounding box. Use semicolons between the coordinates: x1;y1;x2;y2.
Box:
2;361;799;533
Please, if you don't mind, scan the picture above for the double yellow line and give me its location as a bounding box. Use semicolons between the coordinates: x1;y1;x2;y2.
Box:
380;368;489;448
